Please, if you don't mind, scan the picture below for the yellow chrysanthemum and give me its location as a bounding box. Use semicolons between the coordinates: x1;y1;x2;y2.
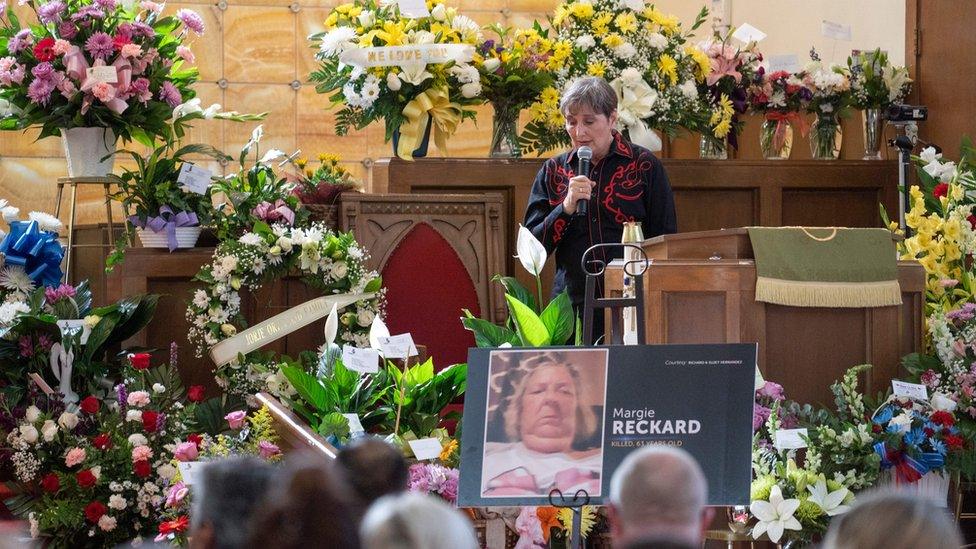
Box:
553;4;570;26
570;1;594;18
657;54;678;85
654;13;679;34
685;45;710;80
540;86;560;104
951;184;964;201
557;506;598;539
587;61;606;77
591;11;613;34
614;12;637;34
601;33;624;48
323;12;338;29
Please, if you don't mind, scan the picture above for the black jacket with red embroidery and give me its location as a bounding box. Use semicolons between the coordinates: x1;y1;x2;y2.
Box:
523;132;677;306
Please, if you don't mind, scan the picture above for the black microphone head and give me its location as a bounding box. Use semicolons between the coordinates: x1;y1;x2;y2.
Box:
578;146;593;161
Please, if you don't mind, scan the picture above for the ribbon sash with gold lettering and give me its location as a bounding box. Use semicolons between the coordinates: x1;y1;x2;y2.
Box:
339;44;473;68
209;293;375;367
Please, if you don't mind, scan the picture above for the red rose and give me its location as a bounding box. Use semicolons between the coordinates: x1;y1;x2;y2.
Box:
92;433;112;450
33;37;56;62
931;410;955;428
133;459;151;478
128;352;151;370
187;385;205;403
40;473;60;493
80;396;100;415
84;501;107;523
112;34;131;51
76;469;97;489
933;183;949;199
187;433;203;447
945;434;965;450
141;410;160;433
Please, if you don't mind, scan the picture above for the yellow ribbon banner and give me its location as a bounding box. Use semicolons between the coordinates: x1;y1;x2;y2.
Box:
339;44;473;68
209;292;375;367
397;87;463;160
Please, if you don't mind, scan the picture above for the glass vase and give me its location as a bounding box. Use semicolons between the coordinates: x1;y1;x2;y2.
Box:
699;135;729;159
810;114;843;160
760;118;794;160
489;101;521;158
862;108;884;160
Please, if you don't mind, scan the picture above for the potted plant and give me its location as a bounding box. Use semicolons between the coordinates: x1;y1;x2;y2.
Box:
0;0;208;176
308;0;483;160
290;153;362;230
107;141;230;265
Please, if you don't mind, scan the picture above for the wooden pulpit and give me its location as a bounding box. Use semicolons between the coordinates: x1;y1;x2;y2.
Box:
604;229;926;406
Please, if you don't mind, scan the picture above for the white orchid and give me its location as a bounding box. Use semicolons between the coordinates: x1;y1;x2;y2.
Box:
515;224;547;276
750;485;801;543
807;479;851;517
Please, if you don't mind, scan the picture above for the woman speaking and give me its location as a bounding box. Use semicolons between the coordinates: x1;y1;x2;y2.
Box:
523;76;677;342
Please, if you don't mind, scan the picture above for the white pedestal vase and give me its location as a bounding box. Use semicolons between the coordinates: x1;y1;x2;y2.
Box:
61;127;117;177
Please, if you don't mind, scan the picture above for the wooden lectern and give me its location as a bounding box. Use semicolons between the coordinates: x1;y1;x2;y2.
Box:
604;229;926;406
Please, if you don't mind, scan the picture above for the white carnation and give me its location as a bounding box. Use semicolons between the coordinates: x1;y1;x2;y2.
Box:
575;34;595;50
318;27;358;57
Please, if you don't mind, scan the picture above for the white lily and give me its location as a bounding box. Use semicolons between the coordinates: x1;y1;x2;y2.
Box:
919;146;942;164
750;485;801;543
515;224;547;276
807;479;851;516
324;304;338;346
398;63;433;86
369;315;390;351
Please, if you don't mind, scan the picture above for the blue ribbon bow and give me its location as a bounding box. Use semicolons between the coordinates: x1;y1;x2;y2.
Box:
130;206;199;252
0;220;65;288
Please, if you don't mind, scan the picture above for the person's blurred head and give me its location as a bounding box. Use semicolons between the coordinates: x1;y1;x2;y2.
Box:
821;491;962;549
336;437;409;515
360;493;478;549
608;446;711;547
189;457;274;549
249;453;360;549
559;76;618;158
500;353;598;454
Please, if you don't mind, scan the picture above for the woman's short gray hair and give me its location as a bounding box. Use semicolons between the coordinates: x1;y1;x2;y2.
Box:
560;77;618;118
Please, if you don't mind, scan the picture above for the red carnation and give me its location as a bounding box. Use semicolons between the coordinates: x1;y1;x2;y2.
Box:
933;183;949;199
112;34;131;51
80;396;100;415
84;501;107;523
967;214;976;230
128;352;151;370
76;469;97;489
40;473;60;493
187;433;203;447
92;433;112;450
187;385;205;403
931;410;955;428
945;434;965;450
33;37;56;62
142;410;160;433
133;459;151;478
924;427;935;438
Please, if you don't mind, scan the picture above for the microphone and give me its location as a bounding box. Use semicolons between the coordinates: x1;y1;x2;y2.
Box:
576;146;592;216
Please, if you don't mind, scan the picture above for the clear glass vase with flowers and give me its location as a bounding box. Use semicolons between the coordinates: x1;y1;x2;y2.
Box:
802;51;851;160
748;69;811;160
696;29;763;159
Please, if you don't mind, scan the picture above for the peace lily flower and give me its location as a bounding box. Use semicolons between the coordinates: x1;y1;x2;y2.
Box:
369;314;390;350
806;479;851;516
323;304;338;346
515;224;547;277
750;484;801;543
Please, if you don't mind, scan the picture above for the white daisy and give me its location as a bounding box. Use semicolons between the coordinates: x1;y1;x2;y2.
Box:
238;232;264;246
0;266;34;293
192;289;210;309
318;27;358;57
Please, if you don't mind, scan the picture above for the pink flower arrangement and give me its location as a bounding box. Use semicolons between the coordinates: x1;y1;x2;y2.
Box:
225;410;247;429
407;462;459;504
0;0;205;143
126;390;151;408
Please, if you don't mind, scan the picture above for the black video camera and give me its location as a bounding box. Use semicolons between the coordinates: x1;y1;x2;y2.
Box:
885;104;927;122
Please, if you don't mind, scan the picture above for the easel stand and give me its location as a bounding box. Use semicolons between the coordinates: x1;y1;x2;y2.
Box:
581;243;649;345
54;177;126;283
548;488;589;549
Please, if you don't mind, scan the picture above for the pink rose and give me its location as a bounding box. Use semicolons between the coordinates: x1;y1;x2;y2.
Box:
165;481;189;508
65;447;86;467
127;390;151;408
225;410;246;429
131;445;153;463
258;440;280;460
173;441;199;462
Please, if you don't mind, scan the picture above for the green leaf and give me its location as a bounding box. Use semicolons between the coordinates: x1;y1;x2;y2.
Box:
461;314;518;348
539;291;575;345
505;294;551;346
494;275;537;312
281;365;335;412
316;411;351;441
190;397;230;435
364;276;383;293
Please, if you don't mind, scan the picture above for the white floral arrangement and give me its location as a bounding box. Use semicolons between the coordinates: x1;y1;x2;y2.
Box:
521;2;711;153
186;222;384;397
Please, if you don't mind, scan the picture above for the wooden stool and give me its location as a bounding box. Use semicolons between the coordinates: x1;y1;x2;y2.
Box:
705;529;756;549
54;176;126;282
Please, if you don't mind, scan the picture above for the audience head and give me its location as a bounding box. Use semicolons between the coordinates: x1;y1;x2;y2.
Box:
249;452;360;549
821;490;962;549
360;493;478;549
336;437;409;514
189;457;274;549
608;446;711;547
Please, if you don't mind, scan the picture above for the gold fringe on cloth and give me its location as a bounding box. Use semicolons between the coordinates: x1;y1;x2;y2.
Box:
755;277;903;308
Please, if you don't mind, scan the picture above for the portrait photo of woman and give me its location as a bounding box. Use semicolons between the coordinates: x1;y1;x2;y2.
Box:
480;349;608;499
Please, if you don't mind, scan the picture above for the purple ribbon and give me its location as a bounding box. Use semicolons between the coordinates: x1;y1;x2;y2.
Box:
130;206;199;252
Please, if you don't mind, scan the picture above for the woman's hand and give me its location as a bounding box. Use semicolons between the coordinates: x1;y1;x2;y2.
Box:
562;175;595;215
